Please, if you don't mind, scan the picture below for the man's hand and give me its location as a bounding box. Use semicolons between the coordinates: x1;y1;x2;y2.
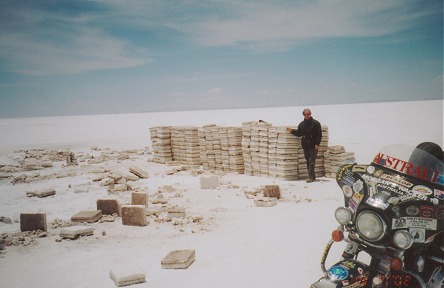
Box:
314;144;319;150
286;127;292;132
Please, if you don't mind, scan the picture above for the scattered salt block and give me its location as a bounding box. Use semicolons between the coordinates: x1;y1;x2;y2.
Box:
109;265;146;287
97;199;119;215
121;205;147;226
131;192;148;207
167;206;186;219
244;188;261;199
20;212;47;232
263;185;281;199
200;176;220;189
129;165;149;179
161;249;196;269
126;181;142;190
59;225;94;239
26;188;56;198
160;185;175;193
254;197;278;207
71;210;102;223
146;206;166;216
151;193;168;204
100;177;114;186
114;184;128;192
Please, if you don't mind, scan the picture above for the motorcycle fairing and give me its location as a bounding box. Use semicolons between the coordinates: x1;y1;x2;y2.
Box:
336;161;443;247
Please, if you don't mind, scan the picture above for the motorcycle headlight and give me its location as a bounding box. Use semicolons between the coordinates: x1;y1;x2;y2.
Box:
335;207;353;225
356;211;387;242
393;230;414;250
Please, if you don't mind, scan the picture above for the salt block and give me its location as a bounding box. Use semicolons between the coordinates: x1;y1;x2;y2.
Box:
109;265;146;287
151;193;168;204
254;197;278;207
146;206;167;216
71;210;102;223
26;188;56;198
131;192;148;207
160;185;175;193
97;199;119;215
59;225;94;239
129;165;149;179
100;178;114;186
263;185;281;199
20;212;47;232
0;239;5;250
200;176;220;189
167;206;186;219
121;205;147;226
161;249;196;269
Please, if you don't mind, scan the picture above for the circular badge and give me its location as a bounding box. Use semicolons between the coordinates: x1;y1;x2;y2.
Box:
327;265;349;281
366;165;375;174
342;185;353;198
412;185;433;196
406;205;420;216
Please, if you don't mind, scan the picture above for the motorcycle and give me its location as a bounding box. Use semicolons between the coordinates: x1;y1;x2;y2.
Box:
311;142;444;288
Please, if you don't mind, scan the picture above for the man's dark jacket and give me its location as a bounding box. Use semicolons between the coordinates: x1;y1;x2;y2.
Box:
290;117;322;149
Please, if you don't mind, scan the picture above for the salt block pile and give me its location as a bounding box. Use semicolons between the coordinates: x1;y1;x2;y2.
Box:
241;121;272;176
198;125;244;173
324;145;356;178
198;124;220;170
274;126;300;180
149;126;173;164
170;126;201;166
240;121;256;175
149;122;339;180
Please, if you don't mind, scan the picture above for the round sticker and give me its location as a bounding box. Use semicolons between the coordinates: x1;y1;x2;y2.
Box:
366;165;375;174
342;185;353;197
406;205;420;216
412;185;433;196
327;265;349;281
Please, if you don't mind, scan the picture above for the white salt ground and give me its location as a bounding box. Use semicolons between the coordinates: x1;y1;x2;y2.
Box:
0;100;441;287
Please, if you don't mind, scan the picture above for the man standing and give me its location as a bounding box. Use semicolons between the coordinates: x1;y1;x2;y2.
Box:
286;108;322;182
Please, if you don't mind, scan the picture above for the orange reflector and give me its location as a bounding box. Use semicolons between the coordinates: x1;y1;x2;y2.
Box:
332;230;344;242
390;258;403;271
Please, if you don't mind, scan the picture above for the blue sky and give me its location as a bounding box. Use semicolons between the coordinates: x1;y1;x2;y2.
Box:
0;0;442;118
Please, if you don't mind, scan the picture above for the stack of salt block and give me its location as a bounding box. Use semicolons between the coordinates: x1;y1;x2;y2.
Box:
297;125;329;179
219;127;230;171
315;126;330;177
149;126;173;164
170;126;186;164
198;125;244;173
227;127;244;173
258;124;270;176
267;126;278;177
241;121;256;175
198;125;216;170
164;126;202;166
242;121;272;176
184;127;201;166
275;126;300;180
323;145;356;178
211;126;223;170
198;126;208;169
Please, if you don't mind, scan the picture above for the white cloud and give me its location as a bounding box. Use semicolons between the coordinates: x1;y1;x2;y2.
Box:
178;0;438;50
0;2;152;76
